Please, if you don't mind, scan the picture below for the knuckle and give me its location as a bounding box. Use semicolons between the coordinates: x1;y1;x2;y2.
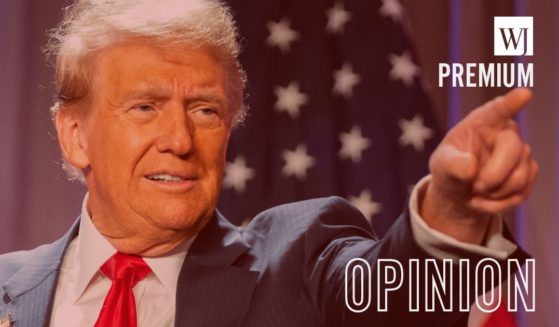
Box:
512;165;529;186
472;199;502;214
523;144;532;158
512;195;524;207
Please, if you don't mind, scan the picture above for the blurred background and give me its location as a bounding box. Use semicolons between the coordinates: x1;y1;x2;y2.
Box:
0;0;556;326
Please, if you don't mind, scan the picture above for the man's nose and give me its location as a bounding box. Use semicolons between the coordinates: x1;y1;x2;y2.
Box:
155;105;193;156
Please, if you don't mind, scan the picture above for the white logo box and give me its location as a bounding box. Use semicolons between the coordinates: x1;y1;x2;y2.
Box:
494;16;533;56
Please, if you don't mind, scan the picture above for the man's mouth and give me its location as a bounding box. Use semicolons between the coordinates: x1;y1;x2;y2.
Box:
146;173;188;182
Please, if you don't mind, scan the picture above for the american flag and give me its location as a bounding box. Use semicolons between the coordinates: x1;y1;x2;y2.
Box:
219;0;442;237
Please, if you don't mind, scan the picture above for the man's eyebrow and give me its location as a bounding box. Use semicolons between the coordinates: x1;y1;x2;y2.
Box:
120;86;228;107
122;85;173;102
186;92;228;107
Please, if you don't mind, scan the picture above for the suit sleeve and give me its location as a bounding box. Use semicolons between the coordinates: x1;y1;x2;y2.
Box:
302;196;530;326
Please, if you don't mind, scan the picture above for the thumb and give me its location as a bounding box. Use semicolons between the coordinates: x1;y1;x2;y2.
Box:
430;143;478;184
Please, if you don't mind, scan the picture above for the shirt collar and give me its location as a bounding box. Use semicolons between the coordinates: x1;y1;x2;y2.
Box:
73;193;194;303
143;238;193;302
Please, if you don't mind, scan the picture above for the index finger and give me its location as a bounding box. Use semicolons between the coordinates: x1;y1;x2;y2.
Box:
469;88;532;126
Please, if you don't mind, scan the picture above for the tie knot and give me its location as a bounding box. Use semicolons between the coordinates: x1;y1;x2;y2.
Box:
100;252;151;287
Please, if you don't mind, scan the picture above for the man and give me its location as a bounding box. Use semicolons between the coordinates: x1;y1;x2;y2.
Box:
0;0;536;326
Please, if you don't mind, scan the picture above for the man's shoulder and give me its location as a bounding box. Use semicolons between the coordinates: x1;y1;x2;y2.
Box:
240;196;374;244
0;241;64;275
253;196;368;224
265;196;354;212
0;222;77;283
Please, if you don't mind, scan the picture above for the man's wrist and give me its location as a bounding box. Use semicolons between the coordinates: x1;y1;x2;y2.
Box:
420;179;491;245
409;175;517;260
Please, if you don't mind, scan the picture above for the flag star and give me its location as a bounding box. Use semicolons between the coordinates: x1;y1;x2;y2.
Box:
379;0;405;22
274;81;309;118
339;126;371;162
223;156;255;193
326;2;352;34
398;114;433;151
282;144;316;180
348;190;382;223
333;63;361;98
266;18;300;53
388;51;419;87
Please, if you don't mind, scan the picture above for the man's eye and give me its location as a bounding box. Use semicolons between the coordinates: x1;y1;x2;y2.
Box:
191;107;221;128
199;108;217;115
132;104;155;112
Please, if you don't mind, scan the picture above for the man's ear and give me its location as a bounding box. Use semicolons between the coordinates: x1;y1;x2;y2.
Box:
55;108;90;169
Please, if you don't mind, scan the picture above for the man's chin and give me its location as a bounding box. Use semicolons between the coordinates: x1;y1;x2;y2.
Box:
146;207;213;233
131;192;215;228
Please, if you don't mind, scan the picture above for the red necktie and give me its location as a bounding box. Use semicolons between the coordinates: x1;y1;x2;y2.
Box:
94;252;152;327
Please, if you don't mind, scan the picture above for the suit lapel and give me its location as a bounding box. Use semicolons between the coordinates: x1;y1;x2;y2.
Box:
175;212;258;327
1;214;258;326
0;220;79;327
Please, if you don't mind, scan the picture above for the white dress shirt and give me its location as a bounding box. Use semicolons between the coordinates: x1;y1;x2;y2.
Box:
49;195;194;327
49;176;516;326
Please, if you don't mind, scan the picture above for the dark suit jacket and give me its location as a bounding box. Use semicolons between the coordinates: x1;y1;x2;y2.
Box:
0;197;528;327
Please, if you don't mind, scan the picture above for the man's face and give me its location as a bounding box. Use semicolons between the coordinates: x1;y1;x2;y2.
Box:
73;41;232;241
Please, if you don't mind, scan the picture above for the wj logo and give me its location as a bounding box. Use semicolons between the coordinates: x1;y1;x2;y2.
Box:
494;16;533;56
